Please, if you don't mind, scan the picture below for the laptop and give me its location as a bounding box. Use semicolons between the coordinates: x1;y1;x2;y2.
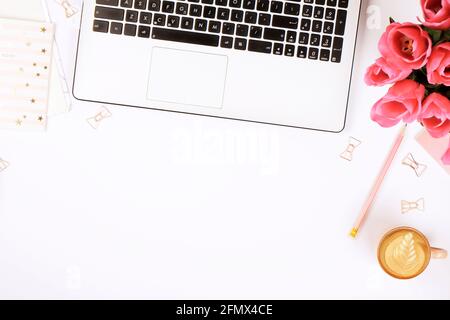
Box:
74;0;361;132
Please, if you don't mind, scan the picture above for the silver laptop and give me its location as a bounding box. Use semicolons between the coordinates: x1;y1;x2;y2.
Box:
74;0;361;132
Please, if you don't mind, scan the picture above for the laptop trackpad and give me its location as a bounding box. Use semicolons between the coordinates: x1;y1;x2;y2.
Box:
147;47;227;109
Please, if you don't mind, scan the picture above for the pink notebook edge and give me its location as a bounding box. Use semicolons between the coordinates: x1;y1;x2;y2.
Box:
416;130;450;175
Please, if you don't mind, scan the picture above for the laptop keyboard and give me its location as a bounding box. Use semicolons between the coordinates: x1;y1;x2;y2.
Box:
92;0;348;62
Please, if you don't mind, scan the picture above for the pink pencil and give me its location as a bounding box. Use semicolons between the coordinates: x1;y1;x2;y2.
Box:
350;124;407;238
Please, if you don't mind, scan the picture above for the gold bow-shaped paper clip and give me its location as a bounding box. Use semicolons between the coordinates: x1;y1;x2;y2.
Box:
54;0;78;18
340;137;362;161
402;153;427;177
87;106;112;129
0;158;10;172
401;198;425;214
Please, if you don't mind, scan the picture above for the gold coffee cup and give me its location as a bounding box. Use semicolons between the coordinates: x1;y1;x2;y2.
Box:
378;227;447;279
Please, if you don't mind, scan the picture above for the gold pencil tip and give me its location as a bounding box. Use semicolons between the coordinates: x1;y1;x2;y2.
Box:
349;228;358;239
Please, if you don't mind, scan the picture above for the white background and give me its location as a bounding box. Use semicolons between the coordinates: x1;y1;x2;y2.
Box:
0;0;449;299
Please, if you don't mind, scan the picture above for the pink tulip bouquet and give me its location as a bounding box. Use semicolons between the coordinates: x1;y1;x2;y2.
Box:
365;0;450;165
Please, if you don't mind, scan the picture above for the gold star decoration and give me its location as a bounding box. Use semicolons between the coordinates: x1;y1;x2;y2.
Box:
36;73;40;77
31;98;36;104
44;66;48;70
38;116;44;122
33;62;37;67
41;48;46;54
40;27;46;33
16;119;22;126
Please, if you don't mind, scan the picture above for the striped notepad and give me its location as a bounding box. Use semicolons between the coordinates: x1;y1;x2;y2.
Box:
0;18;54;131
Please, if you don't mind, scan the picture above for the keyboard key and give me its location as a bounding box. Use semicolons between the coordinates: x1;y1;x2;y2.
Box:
120;0;132;8
249;39;272;53
263;27;285;41
338;0;348;8
216;0;227;5
162;1;174;13
190;4;203;16
231;9;244;22
202;0;214;4
95;6;125;21
124;23;137;36
148;0;161;11
272;15;298;29
234;37;247;50
331;36;343;62
236;24;249;36
310;33;320;46
222;22;235;34
93;19;109;33
258;13;271;25
313;6;324;19
320;49;330;61
221;36;233;48
273;42;283;55
315;0;325;4
300;19;311;31
229;0;242;8
176;2;188;15
335;10;347;35
153;14;166;25
270;1;283;13
126;10;138;22
203;6;216;18
138;25;151;37
298;32;309;44
327;0;337;6
325;8;336;20
152;27;220;46
140;12;152;24
286;30;296;43
284;2;300;16
309;47;318;60
249;25;262;38
323;21;334;34
97;0;119;5
135;0;147;9
256;0;269;11
312;20;322;33
284;44;295;56
321;35;332;47
245;11;257;24
209;20;221;32
302;5;313;17
181;17;194;29
297;46;307;58
243;0;255;10
167;15;180;27
217;8;230;20
195;19;208;31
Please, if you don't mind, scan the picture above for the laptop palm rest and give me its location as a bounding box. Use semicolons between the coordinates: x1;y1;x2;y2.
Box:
147;47;228;109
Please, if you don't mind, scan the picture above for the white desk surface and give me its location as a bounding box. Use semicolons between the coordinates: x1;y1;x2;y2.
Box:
0;0;449;299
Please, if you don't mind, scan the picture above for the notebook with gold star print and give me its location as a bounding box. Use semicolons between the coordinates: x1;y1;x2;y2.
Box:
0;18;54;131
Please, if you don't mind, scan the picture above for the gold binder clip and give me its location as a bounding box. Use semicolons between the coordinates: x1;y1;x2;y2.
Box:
87;106;112;129
54;0;78;18
402;153;427;177
340;137;362;161
0;158;10;172
401;198;425;214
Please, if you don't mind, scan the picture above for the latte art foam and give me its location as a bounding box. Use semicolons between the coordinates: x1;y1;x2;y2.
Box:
378;229;430;279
